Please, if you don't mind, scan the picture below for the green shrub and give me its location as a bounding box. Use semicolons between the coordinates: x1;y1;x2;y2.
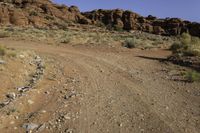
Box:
170;42;187;53
45;15;54;20
180;33;191;45
0;31;9;38
7;51;17;58
30;11;38;16
170;33;200;57
123;38;136;48
0;45;6;56
191;37;200;44
185;71;200;82
96;22;105;27
170;42;182;53
114;25;124;32
60;37;71;44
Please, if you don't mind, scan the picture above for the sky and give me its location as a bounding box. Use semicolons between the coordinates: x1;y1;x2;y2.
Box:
53;0;200;22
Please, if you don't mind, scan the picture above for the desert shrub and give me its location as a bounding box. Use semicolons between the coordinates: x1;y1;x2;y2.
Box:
60;35;71;44
0;31;9;38
7;51;17;58
30;11;38;16
143;42;154;49
0;45;6;56
123;38;136;48
61;38;71;44
170;42;186;53
180;33;191;45
185;71;200;82
45;15;54;20
151;37;164;45
5;27;14;32
191;37;200;44
53;22;68;29
170;33;200;56
96;22;105;27
113;25;124;32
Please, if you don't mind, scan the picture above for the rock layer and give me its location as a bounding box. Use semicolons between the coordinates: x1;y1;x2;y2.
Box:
0;0;90;28
83;9;200;37
0;0;200;37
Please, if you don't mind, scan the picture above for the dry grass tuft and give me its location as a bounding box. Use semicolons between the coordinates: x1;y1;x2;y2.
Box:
0;45;6;56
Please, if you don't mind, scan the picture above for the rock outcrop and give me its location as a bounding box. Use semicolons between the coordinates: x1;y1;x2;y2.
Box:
83;9;200;37
0;0;200;37
0;0;91;28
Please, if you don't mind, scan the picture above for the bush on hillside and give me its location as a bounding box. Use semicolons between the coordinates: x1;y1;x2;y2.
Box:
0;31;9;38
123;38;136;48
185;71;200;82
170;33;200;56
0;45;6;56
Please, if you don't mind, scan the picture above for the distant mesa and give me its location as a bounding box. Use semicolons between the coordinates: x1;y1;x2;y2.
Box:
0;0;199;37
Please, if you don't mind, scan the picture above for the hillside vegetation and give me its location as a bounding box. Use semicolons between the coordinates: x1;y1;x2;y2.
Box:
171;33;200;57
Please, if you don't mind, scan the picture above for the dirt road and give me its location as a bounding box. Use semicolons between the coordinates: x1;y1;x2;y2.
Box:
0;39;199;133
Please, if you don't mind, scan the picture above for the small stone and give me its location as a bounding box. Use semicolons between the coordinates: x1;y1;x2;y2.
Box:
23;123;39;131
64;95;69;100
35;56;41;62
10;121;15;124
65;129;73;133
17;86;30;92
63;114;71;120
140;129;145;132
37;123;46;132
44;91;50;94
41;110;47;113
6;92;16;100
119;123;123;127
28;100;34;105
186;90;190;93
15;116;19;119
0;60;5;64
0;100;10;107
19;54;25;59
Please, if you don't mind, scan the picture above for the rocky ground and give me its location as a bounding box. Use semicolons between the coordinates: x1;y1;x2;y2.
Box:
0;36;199;133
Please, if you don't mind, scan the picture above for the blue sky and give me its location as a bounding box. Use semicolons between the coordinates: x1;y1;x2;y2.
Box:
53;0;200;22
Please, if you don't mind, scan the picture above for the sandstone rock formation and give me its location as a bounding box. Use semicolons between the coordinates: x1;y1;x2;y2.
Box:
0;0;90;28
0;0;199;37
83;9;200;37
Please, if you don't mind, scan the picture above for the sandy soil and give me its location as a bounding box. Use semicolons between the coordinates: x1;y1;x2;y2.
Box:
0;39;199;133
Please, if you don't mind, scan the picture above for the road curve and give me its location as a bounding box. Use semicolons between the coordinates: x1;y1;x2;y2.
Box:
0;39;199;133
